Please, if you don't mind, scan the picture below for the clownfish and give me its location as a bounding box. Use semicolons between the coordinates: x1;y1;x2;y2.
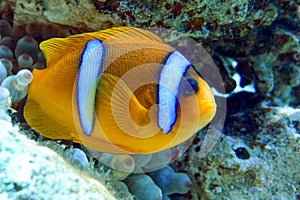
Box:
24;27;216;154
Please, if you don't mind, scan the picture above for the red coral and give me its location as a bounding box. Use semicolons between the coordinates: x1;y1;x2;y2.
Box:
171;2;184;17
92;0;120;12
120;11;135;21
185;17;204;32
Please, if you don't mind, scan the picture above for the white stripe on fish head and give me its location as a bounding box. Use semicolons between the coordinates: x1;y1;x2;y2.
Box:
158;51;191;134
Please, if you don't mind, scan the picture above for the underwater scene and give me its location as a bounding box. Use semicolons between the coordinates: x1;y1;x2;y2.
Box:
0;0;299;200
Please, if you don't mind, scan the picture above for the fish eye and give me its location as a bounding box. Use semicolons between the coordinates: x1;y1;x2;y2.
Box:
179;77;199;96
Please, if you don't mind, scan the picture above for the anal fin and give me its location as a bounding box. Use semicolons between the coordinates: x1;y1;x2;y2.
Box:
24;99;73;140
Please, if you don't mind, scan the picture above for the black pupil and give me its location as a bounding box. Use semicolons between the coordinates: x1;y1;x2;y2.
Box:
179;78;199;96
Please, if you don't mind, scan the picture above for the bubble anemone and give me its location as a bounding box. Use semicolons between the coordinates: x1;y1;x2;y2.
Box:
0;45;13;59
0;58;12;75
17;53;34;69
14;35;39;62
1;69;33;102
0;19;12;37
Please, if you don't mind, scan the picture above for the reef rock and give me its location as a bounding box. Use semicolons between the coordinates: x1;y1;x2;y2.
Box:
181;106;300;199
0;120;116;200
13;0;121;31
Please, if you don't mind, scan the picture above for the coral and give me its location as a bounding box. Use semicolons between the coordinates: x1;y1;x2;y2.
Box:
97;153;135;181
17;53;33;69
0;45;13;59
9;24;26;40
14;35;39;62
0;36;16;50
142;149;174;171
8;0;299;105
82;146;193;198
0;120;116;200
0;58;13;75
1;69;33;102
0;86;11;122
207;2;299;103
148;166;193;196
12;0;278;40
131;154;152;172
0;19;12;37
32;52;46;69
13;0;121;32
25;22;42;38
180;105;300;199
1;10;13;25
41;25;59;40
106;180;133;200
124;174;163;200
244;29;300;102
64;148;90;169
37;51;46;62
83;145;192;198
32;60;46;70
110;0;278;40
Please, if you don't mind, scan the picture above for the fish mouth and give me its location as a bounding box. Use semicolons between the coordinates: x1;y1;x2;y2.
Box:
194;100;217;130
177;100;216;133
200;100;217;119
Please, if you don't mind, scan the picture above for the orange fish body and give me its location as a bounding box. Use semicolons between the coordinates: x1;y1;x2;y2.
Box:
24;27;216;154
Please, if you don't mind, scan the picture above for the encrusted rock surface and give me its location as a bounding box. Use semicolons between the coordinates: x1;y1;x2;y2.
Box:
180;106;300;200
0;120;116;200
13;0;122;31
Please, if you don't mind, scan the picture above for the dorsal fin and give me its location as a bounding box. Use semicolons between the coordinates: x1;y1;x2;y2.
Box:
39;27;164;69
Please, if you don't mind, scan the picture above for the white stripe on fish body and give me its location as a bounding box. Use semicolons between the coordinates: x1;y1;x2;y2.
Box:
158;51;191;134
77;39;104;135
